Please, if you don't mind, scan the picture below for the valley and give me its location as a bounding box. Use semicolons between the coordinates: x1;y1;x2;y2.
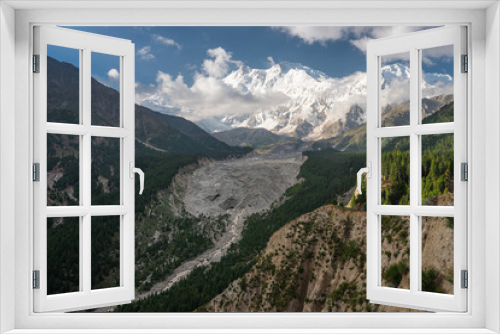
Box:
134;151;304;301
45;55;455;314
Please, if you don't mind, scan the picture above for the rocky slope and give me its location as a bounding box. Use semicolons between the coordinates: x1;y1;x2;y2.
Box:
203;201;453;312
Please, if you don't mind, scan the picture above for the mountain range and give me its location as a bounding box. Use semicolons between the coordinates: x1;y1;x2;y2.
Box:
154;62;452;141
317;94;454;152
212;127;300;149
47;56;249;159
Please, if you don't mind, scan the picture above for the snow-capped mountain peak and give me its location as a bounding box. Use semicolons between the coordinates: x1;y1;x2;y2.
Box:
218;62;372;140
211;61;452;141
139;60;453;141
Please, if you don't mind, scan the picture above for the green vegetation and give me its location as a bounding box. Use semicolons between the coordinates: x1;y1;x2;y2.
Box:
329;280;369;312
422;102;454;124
421;134;454;205
47;134;79;206
378;106;454;206
91;216;120;289
47;217;80;295
421;268;445;293
383;260;409;288
91;137;121;206
381;140;410;205
446;217;454;229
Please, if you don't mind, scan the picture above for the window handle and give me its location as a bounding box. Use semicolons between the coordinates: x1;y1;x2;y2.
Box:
357;162;371;195
129;162;145;195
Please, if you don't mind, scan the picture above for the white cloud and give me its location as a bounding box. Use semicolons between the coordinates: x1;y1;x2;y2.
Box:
135;47;289;121
275;26;351;45
349;37;372;53
421;44;453;65
381;78;411;107
267;56;275;66
381;52;410;65
202;47;242;78
108;68;119;80
153;34;181;50
138;46;155;61
349;26;429;55
276;26;446;62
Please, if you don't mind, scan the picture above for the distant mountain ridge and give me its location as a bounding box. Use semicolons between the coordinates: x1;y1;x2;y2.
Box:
212;127;300;149
47;57;249;158
316;95;454;152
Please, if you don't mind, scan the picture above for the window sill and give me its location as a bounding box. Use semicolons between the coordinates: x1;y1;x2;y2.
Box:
4;329;498;334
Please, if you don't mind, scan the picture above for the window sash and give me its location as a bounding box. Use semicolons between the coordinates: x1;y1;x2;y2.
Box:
366;26;468;312
32;26;136;313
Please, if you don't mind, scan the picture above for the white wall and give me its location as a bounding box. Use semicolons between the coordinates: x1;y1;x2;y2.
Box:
4;4;495;332
0;2;16;333
486;2;500;333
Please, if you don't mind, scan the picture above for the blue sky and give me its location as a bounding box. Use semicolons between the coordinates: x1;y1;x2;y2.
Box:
55;26;370;86
51;26;452;87
48;26;453;120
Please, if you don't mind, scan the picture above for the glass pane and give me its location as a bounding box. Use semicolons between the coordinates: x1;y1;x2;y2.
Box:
381;137;410;205
421;134;454;206
92;216;120;289
47;217;80;295
380;52;410;127
47;134;79;206
421;216;454;295
91;52;121;127
47;45;80;124
91;137;121;206
421;45;454;124
381;216;410;289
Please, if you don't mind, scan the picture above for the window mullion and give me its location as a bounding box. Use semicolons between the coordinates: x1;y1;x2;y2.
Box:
409;47;420;294
82;48;92;294
78;48;84;293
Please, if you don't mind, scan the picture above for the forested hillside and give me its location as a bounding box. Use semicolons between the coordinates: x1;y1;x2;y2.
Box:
380;103;454;206
46;57;250;295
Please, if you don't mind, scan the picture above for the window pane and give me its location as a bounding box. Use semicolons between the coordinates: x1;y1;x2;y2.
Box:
421;216;454;295
421;134;454;206
91;137;121;206
47;217;80;295
421;45;454;124
92;216;120;289
381;137;410;205
380;52;410;127
47;45;80;124
47;134;79;206
91;52;121;127
381;216;410;289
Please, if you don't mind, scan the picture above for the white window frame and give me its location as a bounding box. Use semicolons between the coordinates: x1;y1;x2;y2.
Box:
365;26;467;312
33;26;136;312
1;1;499;333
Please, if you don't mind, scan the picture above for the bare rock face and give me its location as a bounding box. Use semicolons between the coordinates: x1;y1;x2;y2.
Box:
203;201;453;313
184;154;304;219
132;153;305;303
